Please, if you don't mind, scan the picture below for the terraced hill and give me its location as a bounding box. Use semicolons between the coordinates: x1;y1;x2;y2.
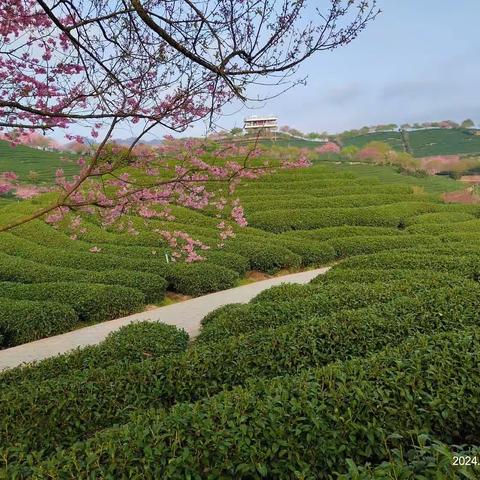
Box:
0;140;78;184
343;127;480;157
1;160;480;477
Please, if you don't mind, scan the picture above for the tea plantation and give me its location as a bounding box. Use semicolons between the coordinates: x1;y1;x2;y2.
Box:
1;161;480;477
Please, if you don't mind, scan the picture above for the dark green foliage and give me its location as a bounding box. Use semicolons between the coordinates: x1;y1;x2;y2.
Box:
0;252;167;302
195;278;475;344
248;202;442;232
0;282;144;324
325;234;439;258
168;262;238;296
8;328;480;478
0;298;78;347
2;283;479;464
224;241;301;273
1;322;189;386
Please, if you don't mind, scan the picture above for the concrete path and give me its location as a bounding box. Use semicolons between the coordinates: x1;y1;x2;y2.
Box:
0;267;330;371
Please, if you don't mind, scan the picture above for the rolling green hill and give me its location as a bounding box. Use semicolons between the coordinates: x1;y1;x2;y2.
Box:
342;128;480;157
0;140;79;184
1;159;480;478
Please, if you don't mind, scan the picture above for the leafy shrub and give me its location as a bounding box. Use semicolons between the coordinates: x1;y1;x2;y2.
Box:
273;238;336;266
248;202;442;232
338;438;480;479
224;241;301;273
314;268;466;286
2;281;479;463
243;193;438;213
196;279;472;344
1;322;189;386
168;263;238;296
0;282;145;324
8;328;480;477
203;251;249;275
279;225;403;242
0;298;78;347
336;251;479;278
0;252;167;302
404;211;476;226
325;234;439;258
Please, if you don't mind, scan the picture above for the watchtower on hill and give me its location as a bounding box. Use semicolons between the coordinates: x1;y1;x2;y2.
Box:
244;115;278;140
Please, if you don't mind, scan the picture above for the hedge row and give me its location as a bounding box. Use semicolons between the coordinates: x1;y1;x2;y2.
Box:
0;298;78;347
237;184;414;202
325;234;439;258
278;225;403;242
406;219;480;235
248;202;443;232
336;251;479;278
404;211;476;226
338;437;480;479
224;240;301;273
13;219;251;275
195;278;474;344
2;284;479;463
6;328;480;477
242;193;438;213
314;268;467;286
1;321;189;387
167;262;238;296
0;282;144;324
0;252;167;302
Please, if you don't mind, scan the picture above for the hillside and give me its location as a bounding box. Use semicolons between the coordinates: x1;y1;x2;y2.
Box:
0;140;78;184
1;150;480;476
342;127;480;157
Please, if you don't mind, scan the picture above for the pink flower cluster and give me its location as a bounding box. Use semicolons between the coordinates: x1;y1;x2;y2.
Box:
158;230;210;263
315;142;340;155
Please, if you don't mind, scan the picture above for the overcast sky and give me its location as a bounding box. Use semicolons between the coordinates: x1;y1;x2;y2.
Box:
186;0;480;137
59;1;480;142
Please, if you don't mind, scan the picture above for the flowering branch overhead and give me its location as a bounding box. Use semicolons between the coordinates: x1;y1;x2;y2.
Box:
0;0;379;257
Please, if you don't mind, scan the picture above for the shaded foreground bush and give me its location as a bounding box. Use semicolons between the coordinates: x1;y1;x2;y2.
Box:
0;252;167;302
2;283;479;462
0;282;144;324
7;328;480;478
0;298;78;347
1;322;189;387
196;278;476;344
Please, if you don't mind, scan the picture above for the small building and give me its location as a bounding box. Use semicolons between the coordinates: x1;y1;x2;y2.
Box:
244;116;278;139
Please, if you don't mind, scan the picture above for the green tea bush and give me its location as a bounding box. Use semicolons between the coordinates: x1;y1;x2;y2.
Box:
0;252;167;302
325;234;439;258
3;284;479;463
248;202;442;232
0;298;78;347
404;211;476;226
273;238;336;266
243;193;438;213
279;225;403;242
203;251;250;275
314;268;466;286
168;262;238;296
406;219;480;235
0;282;144;324
196;279;468;344
8;328;480;478
337;437;480;479
238;184;414;202
0;233;172;278
224;240;301;273
336;251;478;278
1;322;189;386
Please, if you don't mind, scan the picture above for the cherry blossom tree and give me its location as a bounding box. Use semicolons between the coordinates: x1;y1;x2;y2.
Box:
316;142;341;155
0;0;379;241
